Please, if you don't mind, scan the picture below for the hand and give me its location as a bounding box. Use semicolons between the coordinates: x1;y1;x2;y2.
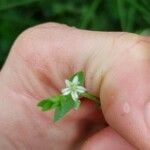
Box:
0;23;150;150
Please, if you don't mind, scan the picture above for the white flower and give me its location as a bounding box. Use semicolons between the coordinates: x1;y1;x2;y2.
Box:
61;75;87;101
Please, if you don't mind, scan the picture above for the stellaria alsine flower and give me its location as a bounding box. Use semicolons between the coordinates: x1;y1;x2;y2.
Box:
61;75;87;101
38;71;100;122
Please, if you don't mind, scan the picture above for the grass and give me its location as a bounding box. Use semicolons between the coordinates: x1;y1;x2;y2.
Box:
0;0;150;68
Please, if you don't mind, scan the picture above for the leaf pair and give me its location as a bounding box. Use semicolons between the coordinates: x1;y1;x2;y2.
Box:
38;94;81;122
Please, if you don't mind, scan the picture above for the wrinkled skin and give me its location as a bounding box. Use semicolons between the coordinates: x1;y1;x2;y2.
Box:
0;23;150;150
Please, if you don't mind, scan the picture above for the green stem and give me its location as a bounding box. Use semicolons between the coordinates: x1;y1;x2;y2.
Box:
81;92;100;107
81;0;101;28
117;0;127;31
126;7;136;32
126;0;150;18
0;0;41;11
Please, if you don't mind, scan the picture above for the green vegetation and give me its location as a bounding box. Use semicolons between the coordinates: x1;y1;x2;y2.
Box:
0;0;150;68
38;71;99;122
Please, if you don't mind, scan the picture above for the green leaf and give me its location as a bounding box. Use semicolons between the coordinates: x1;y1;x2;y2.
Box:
0;0;40;10
54;95;74;122
69;71;85;85
37;96;60;111
37;99;53;111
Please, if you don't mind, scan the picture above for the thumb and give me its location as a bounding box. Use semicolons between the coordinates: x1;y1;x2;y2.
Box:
100;37;150;150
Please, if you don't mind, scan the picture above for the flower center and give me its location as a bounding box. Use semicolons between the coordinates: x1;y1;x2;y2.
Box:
71;84;77;92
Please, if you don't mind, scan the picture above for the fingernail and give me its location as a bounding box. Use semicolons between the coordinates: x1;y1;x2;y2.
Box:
145;102;150;128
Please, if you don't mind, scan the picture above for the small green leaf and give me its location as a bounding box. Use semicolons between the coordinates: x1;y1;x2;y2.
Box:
54;107;63;122
69;71;85;85
73;100;80;110
37;99;53;111
54;95;74;122
37;96;61;111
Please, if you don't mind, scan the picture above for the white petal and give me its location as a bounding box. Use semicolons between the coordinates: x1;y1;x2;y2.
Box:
72;76;79;84
77;86;87;93
61;87;70;93
71;92;78;101
61;88;71;95
65;80;72;87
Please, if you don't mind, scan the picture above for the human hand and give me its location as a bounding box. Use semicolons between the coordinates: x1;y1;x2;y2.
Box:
0;23;150;150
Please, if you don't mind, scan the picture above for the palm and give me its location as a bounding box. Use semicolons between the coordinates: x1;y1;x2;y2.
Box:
1;57;105;150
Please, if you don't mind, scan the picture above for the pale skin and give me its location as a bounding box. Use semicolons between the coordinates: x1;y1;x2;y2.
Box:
0;23;150;150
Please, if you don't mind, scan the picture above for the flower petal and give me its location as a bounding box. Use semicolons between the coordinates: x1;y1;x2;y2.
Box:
77;86;87;93
65;80;72;87
61;88;71;95
72;76;79;85
71;91;78;101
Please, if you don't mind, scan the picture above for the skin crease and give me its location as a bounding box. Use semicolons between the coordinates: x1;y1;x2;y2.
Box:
0;23;150;150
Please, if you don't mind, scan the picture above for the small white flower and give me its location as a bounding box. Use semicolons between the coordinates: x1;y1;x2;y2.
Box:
61;75;86;101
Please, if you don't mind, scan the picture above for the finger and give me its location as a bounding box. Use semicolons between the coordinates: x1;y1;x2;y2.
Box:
100;38;150;150
82;127;136;150
0;23;139;98
0;23;112;149
0;23;128;121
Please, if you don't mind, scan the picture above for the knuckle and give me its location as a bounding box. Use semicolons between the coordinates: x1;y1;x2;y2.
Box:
112;33;150;65
113;32;148;51
129;36;150;61
6;22;73;78
12;22;68;54
117;33;143;50
3;23;72;91
10;23;71;65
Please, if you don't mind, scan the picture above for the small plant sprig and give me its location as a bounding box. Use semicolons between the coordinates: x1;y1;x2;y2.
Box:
37;71;100;122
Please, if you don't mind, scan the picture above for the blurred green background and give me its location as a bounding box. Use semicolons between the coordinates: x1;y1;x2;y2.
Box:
0;0;150;68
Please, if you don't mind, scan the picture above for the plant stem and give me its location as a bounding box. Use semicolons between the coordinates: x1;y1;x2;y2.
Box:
117;0;127;31
81;0;101;28
126;0;150;18
126;7;136;32
0;0;41;11
81;92;100;107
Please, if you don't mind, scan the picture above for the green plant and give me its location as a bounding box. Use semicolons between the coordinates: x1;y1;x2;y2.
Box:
37;71;100;122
